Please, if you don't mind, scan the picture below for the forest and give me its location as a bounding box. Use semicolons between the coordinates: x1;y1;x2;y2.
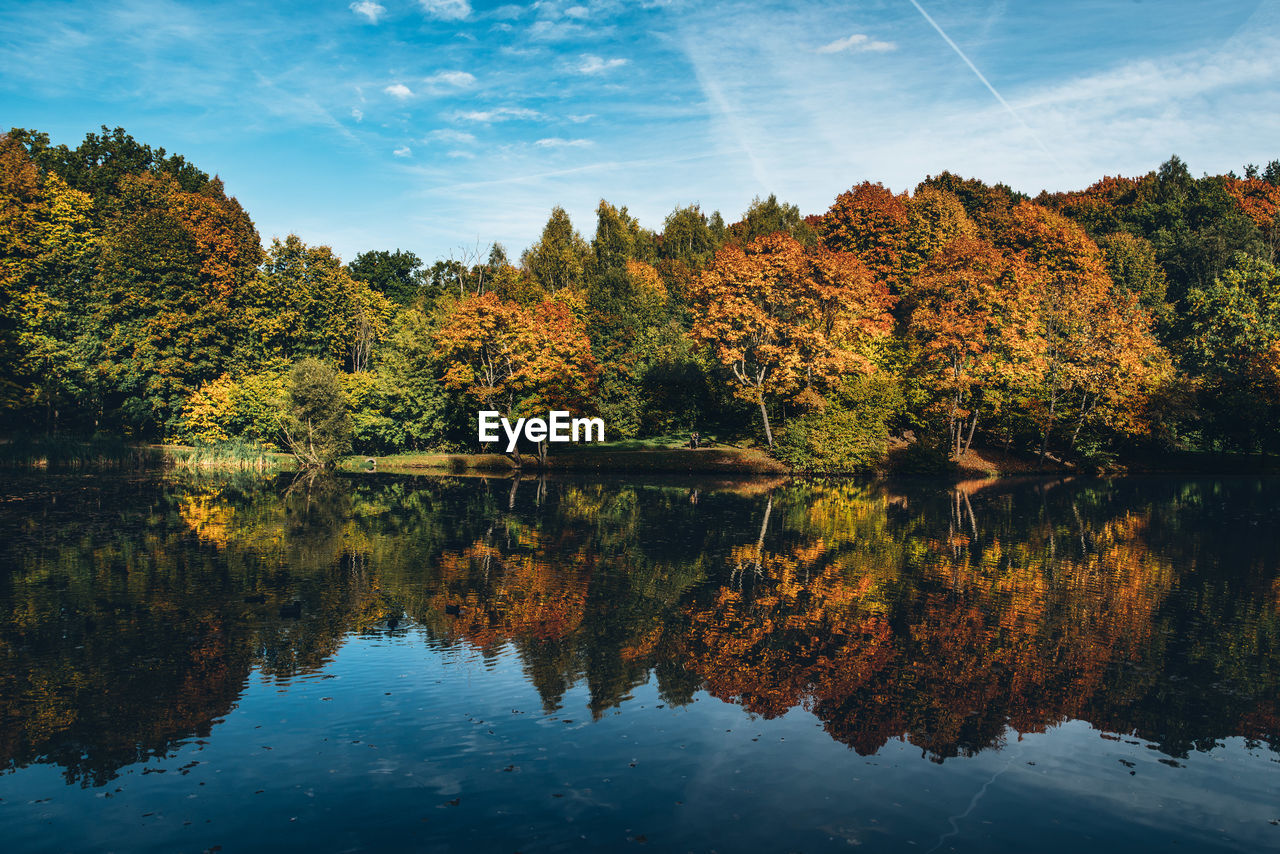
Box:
2;125;1279;472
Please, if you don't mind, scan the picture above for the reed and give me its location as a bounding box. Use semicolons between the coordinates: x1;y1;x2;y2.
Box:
164;439;282;472
0;434;160;469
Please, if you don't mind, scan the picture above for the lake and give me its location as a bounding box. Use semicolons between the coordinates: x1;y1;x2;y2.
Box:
0;471;1277;852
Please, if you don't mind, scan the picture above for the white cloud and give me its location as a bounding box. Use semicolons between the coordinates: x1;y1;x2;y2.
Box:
816;33;896;54
384;83;414;99
419;0;471;21
349;1;386;24
426;128;477;144
529;19;588;41
351;107;364;122
567;113;595;123
452;106;544;122
564;5;590;19
425;70;476;87
578;54;629;74
393;145;413;157
535;137;593;148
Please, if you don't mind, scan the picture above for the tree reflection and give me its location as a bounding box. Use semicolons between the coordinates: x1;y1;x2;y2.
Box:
0;472;1277;784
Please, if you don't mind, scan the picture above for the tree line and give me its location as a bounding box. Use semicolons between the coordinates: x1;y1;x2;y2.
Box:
2;126;1278;469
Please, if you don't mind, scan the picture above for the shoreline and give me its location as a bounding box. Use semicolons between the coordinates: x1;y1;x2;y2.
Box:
359;446;790;476
3;439;1276;480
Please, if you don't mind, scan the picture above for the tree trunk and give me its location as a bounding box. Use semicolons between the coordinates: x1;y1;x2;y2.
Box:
759;395;774;449
963;410;979;455
1039;385;1058;464
1070;394;1094;450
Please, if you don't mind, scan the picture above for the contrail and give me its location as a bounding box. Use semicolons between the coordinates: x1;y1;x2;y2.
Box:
927;753;1018;853
907;0;1064;170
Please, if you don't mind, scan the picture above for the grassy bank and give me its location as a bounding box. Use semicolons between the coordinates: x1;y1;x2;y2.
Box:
351;441;789;476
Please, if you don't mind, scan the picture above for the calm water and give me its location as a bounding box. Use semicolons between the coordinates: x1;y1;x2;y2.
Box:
0;471;1277;852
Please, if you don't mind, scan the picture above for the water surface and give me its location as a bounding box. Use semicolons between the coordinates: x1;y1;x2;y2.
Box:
1;472;1277;852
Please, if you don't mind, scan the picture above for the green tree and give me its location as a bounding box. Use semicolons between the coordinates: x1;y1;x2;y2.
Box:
343;308;448;453
347;249;425;306
592;200;655;271
0;134;99;429
281;358;352;468
523;206;591;293
237;236;392;373
658;204;717;266
736;194;817;246
1180;253;1280;453
585;260;671;438
1098;231;1171;327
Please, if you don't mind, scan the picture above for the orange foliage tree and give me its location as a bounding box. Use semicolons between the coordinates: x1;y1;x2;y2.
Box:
906;236;1040;457
436;292;598;454
1225;177;1280;261
999;203;1169;458
689;234;894;447
816;181;910;287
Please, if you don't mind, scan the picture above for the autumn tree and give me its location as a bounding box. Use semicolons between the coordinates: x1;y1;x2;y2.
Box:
1036;175;1143;239
998;203;1169;460
689;234;893;447
906;236;1038;457
900;186;976;276
1225;176;1280;263
916;171;1023;236
817;182;910;287
435;292;598;459
93;171;262;435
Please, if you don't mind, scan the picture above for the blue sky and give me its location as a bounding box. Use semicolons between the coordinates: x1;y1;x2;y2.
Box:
3;0;1278;263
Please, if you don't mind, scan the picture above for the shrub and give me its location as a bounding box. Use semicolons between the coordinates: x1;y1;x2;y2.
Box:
774;373;902;473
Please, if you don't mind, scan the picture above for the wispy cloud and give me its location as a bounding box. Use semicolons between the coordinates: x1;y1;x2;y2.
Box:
451;106;545;122
12;0;1277;268
349;1;386;24
393;145;413;157
419;0;471;21
425;70;476;88
535;137;593;148
815;33;895;54
492;4;525;20
426;128;478;144
578;54;629;74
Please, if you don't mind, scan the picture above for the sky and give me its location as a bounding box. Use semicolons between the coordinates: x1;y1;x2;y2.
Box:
2;0;1279;263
